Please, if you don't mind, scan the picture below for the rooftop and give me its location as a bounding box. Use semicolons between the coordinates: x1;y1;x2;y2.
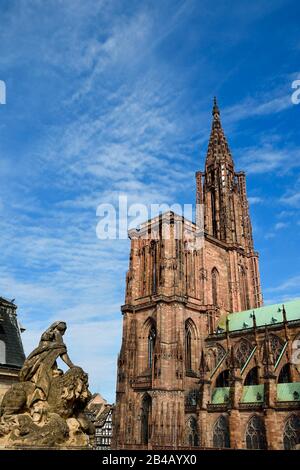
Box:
217;299;300;333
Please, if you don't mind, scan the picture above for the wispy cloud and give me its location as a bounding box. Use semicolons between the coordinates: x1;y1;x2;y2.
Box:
281;191;300;208
235;140;300;174
0;0;199;403
0;0;299;403
274;222;289;230
224;92;293;124
264;221;289;239
248;196;263;205
264;275;300;305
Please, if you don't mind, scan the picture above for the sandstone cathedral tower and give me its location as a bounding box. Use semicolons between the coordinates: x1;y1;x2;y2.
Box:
113;100;300;450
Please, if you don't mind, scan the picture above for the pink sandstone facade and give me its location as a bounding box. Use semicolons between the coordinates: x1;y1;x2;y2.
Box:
113;99;300;450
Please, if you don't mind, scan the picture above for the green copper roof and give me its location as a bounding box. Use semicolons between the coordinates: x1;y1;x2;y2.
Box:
277;383;300;402
211;387;230;404
217;298;300;333
211;382;300;405
241;385;264;403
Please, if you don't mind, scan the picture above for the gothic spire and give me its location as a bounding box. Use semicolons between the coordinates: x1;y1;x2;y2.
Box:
205;97;234;168
212;96;220;120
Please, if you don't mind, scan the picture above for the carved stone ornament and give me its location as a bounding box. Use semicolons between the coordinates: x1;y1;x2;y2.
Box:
199;268;207;280
0;321;94;448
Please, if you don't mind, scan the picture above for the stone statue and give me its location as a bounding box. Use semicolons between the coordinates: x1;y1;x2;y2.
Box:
0;321;94;448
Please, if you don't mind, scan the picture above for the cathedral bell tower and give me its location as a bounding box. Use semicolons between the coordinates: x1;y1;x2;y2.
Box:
113;99;263;449
196;98;254;251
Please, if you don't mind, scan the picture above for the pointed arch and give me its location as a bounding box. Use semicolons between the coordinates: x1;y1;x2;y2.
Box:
245;415;267;450
148;326;156;369
142;316;156;334
185;323;192;371
185;318;198;373
211;190;217;237
212;415;230;448
238;265;249;310
268;333;285;364
215;369;230;387
150;240;158;294
207;344;226;372
234;337;254;369
185;416;200;447
211;267;219;306
244;366;259;385
278;363;292;383
283;414;300;450
140;246;146;295
262;333;285;364
143;317;156;369
185;317;198;339
141;394;152;445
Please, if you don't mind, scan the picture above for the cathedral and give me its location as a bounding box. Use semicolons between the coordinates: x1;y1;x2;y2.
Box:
113;99;300;450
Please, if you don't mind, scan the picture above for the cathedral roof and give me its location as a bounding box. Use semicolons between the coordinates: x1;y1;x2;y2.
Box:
205;97;234;168
217;298;300;333
211;383;300;404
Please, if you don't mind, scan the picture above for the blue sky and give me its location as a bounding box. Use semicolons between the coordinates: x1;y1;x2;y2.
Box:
0;0;299;402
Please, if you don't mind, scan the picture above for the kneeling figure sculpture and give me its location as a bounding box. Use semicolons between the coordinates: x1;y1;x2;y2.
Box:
0;321;94;447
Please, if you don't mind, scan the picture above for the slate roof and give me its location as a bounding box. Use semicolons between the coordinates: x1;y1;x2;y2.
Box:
0;297;25;369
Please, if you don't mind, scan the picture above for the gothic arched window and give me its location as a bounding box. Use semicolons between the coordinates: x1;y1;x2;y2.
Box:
269;334;285;364
148;325;156;369
234;338;253;369
239;265;249;311
207;344;226;371
185;322;192;371
215;369;230;387
211;191;217;237
0;340;6;364
245;415;267;450
213;415;230;448
244;366;259;385
141;394;152;445
283;414;300;450
185;416;199;447
151;241;158;294
141;246;146;295
185;389;200;407
212;268;219;306
278;363;292;383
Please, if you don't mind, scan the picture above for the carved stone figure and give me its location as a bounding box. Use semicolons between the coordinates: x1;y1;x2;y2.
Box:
0;321;94;448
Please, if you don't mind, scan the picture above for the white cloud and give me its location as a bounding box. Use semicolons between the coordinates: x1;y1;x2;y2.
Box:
235;141;300;175
274;222;288;230
248;196;263;205
265;275;300;293
0;0;298;405
223;91;292;124
281;191;300;208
